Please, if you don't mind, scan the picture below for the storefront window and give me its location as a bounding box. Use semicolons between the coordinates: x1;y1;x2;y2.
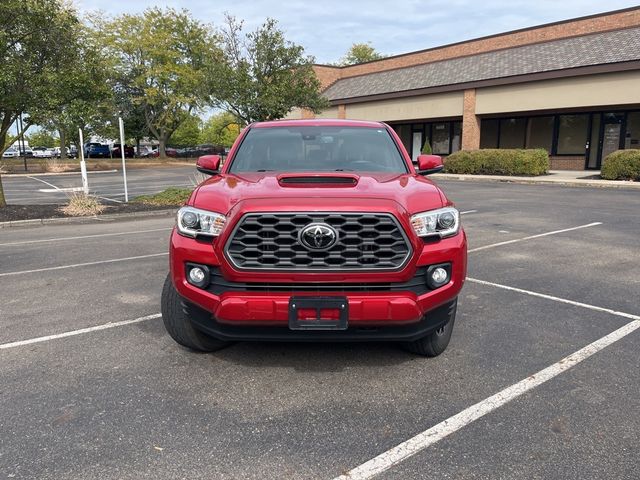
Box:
394;125;411;155
499;118;526;148
451;122;462;153
480;119;499;148
526;116;554;152
625;112;640;149
557;114;589;154
431;123;450;154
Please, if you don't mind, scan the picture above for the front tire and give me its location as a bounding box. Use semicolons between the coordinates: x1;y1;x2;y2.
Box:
403;299;457;357
161;275;230;352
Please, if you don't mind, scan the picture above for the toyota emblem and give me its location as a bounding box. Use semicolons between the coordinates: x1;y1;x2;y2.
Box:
299;223;338;251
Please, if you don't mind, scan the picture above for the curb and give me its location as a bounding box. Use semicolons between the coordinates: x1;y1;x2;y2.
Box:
0;208;177;229
432;174;640;190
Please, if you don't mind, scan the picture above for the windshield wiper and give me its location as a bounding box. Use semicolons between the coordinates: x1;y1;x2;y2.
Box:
334;168;354;172
255;169;275;172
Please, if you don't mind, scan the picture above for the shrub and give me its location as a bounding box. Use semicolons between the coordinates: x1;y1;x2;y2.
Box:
421;140;432;155
133;187;192;206
45;159;69;173
601;149;640;181
444;149;549;176
60;192;106;216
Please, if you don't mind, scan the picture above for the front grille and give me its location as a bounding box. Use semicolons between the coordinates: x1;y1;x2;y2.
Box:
206;268;428;295
225;212;412;271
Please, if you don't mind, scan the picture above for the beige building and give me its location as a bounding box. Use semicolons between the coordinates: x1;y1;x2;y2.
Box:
289;7;640;170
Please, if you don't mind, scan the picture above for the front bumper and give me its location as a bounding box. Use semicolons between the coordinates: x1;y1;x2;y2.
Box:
170;226;467;339
186;297;457;342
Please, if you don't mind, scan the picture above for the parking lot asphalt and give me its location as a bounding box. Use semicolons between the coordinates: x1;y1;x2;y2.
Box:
2;165;196;204
1;180;639;479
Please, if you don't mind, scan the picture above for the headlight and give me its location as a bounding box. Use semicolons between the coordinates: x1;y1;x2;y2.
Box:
176;206;226;238
410;207;460;238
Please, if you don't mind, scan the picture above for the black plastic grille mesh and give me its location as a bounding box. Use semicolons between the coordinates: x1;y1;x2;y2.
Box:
225;213;411;270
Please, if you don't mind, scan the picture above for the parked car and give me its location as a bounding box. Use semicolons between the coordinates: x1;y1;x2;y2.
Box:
52;146;76;158
161;119;467;357
32;146;54;158
149;147;177;158
19;147;34;157
111;143;135;158
83;142;110;158
2;147;19;158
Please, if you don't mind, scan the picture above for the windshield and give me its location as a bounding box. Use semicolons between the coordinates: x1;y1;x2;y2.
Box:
228;126;408;173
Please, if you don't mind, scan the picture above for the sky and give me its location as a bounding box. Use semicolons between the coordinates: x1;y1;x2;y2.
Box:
76;0;640;64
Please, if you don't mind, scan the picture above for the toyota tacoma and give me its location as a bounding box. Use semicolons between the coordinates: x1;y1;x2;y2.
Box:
161;119;467;356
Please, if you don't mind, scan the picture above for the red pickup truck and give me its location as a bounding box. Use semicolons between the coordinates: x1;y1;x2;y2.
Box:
162;119;467;356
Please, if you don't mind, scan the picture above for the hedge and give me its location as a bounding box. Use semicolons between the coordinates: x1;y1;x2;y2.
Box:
444;149;549;176
601;149;640;181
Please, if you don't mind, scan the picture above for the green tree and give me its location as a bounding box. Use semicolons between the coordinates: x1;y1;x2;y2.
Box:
98;8;223;157
212;15;329;124
169;114;202;147
340;42;386;65
0;0;78;206
42;26;113;159
200;112;241;147
27;129;59;147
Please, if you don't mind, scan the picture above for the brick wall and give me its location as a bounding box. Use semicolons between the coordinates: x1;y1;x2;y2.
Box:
550;156;586;170
314;7;640;87
462;89;480;150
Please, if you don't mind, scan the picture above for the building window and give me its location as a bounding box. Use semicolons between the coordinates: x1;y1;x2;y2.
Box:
499;118;526;148
526;116;554;152
394;125;411;155
557;114;589;155
625;112;640;149
451;122;462;153
480;119;499;148
431;123;450;154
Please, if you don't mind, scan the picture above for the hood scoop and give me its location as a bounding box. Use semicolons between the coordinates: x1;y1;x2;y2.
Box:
277;173;359;187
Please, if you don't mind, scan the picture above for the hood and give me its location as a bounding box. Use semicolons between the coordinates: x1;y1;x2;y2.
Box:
192;172;445;215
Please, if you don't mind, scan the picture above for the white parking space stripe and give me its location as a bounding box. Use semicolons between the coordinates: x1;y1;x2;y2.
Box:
26;176;60;190
335;280;640;480
0;228;171;247
0;314;162;350
334;318;640;480
460;210;477;215
0;252;168;277
38;187;83;193
468;222;602;253
467;278;640;320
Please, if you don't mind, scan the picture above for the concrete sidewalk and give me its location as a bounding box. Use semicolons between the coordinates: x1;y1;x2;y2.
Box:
433;170;640;190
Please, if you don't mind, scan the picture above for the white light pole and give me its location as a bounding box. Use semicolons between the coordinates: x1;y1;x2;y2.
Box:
78;128;89;195
118;116;129;202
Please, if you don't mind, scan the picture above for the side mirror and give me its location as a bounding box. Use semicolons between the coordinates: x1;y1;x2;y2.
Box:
196;155;221;175
416;154;444;175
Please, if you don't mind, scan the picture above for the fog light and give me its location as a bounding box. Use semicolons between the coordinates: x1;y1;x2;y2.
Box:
189;267;205;284
431;267;448;285
426;263;451;289
186;264;210;288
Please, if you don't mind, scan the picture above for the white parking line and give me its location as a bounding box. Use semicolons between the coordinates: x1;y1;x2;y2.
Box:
334;282;640;480
27;176;60;190
38;187;83;193
467;278;639;320
0;314;162;350
0;228;171;247
468;222;602;253
0;252;168;277
460;210;477;215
